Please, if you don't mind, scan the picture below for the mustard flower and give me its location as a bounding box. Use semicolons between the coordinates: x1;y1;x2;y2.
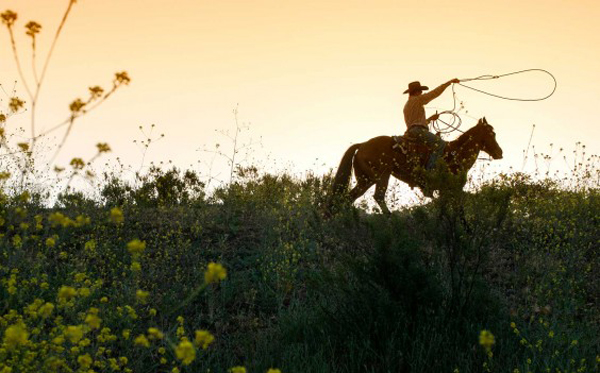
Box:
64;325;84;344
134;335;150;347
136;289;149;304
89;86;105;100
70;157;85;170
57;286;77;303
77;354;93;369
1;10;17;27
230;366;246;373
194;330;215;350
267;369;282;373
69;99;85;114
115;71;131;85
204;262;227;284
109;207;124;223
147;327;164;340
479;330;495;350
85;314;101;330
3;323;29;350
25;21;41;36
130;261;142;272
127;239;146;256
39;302;55;318
9;97;25;112
175;339;196;365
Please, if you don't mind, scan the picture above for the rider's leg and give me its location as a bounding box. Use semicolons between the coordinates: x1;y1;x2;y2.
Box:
422;132;446;170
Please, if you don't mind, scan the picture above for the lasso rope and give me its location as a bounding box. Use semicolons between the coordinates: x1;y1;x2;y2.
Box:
430;68;557;134
458;68;557;101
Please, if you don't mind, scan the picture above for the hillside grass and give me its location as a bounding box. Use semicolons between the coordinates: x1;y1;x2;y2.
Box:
1;167;598;373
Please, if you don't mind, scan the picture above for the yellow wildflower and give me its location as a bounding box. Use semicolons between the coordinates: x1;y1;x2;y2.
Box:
230;367;246;373
57;286;77;303
479;330;495;350
3;323;29;350
204;262;227;284
77;354;93;369
267;370;282;373
175;339;196;365
134;335;150;347
127;239;146;256
147;328;164;340
39;302;55;318
64;325;84;344
109;207;124;223
46;237;56;248
136;290;149;303
194;330;215;350
130;261;141;272
85;314;102;330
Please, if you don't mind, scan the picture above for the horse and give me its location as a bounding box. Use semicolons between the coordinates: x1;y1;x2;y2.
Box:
330;117;503;214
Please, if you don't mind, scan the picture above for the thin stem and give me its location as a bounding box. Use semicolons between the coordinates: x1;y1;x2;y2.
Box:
7;27;33;99
229;105;240;183
30;0;76;150
36;0;75;93
49;117;75;164
31;37;39;85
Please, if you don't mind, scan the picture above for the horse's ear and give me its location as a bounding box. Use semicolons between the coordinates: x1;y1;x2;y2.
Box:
483;117;488;125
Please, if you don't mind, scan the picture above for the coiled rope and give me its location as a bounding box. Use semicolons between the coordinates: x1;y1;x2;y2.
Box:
430;68;557;134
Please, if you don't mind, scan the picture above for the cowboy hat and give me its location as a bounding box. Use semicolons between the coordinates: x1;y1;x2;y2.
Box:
403;81;429;94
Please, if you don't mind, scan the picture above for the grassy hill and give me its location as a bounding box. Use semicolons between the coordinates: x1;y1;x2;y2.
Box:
1;167;598;373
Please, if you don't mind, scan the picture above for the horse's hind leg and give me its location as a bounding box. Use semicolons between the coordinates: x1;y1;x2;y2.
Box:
349;177;373;204
374;174;391;214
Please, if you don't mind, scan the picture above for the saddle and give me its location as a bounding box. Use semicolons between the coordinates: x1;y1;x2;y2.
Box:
391;134;430;167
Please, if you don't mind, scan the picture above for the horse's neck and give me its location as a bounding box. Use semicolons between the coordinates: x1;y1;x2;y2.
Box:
446;129;482;169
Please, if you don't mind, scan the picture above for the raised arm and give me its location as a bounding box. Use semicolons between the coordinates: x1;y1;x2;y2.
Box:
418;78;460;105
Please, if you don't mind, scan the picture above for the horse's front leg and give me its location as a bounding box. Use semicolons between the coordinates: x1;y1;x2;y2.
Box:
374;174;391;214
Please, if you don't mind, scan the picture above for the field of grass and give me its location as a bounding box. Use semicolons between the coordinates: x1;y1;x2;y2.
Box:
1;165;598;373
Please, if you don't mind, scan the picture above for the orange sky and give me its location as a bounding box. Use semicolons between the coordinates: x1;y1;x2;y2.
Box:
1;0;599;188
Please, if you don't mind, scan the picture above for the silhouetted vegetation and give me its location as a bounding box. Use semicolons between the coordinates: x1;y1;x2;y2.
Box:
1;165;598;372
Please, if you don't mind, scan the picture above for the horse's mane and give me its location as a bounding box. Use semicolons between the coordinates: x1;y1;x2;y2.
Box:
449;121;485;149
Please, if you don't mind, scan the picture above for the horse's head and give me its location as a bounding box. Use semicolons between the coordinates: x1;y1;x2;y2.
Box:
476;117;503;159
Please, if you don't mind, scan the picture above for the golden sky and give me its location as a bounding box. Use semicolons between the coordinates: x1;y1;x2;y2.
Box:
2;0;599;185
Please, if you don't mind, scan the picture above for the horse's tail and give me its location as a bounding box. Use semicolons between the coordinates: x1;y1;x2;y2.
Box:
331;143;361;199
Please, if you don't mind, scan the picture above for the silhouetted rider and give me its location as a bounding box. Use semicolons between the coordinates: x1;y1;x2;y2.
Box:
403;78;459;169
